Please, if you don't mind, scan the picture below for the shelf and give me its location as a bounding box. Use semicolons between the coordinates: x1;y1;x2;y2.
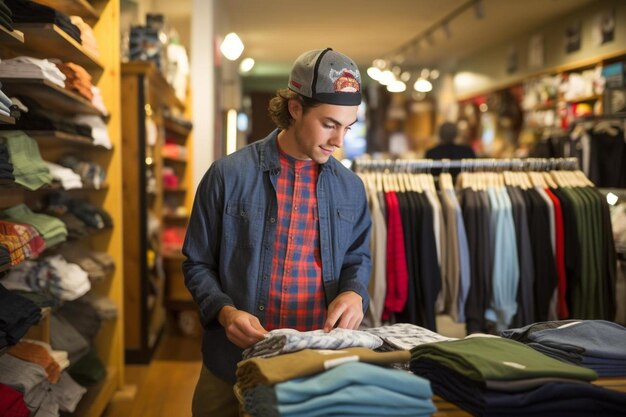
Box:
122;61;184;110
566;94;602;103
163;116;192;137
67;367;118;417
163;253;185;261
163;213;189;221
530;101;558;111
0;25;24;45
164;299;196;311
32;0;100;22
0;179;109;192
25;130;108;148
13;23;103;73
163;156;187;164
0;78;105;116
0;114;15;124
163;187;186;193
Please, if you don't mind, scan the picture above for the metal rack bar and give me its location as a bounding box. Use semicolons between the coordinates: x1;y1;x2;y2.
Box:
353;157;580;173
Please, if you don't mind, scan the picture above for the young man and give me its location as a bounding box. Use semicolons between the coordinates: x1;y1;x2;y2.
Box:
183;48;372;416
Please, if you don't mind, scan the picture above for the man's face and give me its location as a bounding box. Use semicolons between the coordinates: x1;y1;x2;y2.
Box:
289;101;358;164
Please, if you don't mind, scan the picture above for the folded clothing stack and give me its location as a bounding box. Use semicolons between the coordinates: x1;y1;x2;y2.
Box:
0;140;15;181
0;56;66;88
1;131;53;191
0;220;45;267
410;335;626;417
58;155;105;189
5;0;81;43
501;320;626;377
3;203;67;248
0;283;41;350
0;96;92;137
44;161;83;190
55;62;93;101
242;361;436;417
1;254;90;302
70;16;99;57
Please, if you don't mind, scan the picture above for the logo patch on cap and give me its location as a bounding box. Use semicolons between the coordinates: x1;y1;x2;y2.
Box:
290;80;302;89
330;69;360;93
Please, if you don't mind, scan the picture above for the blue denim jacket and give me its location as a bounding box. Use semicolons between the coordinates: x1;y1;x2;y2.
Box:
182;130;372;382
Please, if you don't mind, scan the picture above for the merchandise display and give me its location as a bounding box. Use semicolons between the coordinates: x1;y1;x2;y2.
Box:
0;0;124;416
2;0;626;416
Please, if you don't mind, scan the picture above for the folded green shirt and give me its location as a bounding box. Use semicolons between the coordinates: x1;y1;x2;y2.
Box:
410;336;597;383
2;130;52;190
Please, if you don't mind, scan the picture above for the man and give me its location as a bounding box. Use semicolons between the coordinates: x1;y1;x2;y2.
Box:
425;121;476;160
183;48;372;416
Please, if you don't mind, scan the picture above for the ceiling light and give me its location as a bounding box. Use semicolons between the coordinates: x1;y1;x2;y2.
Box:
479;103;488;112
430;69;440;79
387;80;407;93
373;59;386;69
379;70;395;86
220;32;244;61
414;78;433;92
239;57;255;73
400;71;411;82
367;67;382;80
421;68;430;78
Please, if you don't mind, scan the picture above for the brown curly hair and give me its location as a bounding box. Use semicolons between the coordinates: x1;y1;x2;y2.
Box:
268;88;321;130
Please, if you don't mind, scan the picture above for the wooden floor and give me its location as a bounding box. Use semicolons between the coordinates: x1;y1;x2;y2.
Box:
103;330;202;417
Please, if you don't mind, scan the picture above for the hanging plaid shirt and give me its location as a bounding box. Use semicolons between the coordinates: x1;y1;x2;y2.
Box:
264;147;326;331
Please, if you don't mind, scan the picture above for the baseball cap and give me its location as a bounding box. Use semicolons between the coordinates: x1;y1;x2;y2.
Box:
288;48;362;106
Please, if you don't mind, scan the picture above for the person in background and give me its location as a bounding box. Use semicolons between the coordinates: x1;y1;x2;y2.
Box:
182;48;372;417
425;121;476;160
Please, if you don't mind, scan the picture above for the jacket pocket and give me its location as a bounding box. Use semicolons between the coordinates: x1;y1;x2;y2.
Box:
225;200;264;249
336;206;356;250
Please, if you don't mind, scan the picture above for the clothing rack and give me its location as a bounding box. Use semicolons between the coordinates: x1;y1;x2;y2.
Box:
353;157;580;173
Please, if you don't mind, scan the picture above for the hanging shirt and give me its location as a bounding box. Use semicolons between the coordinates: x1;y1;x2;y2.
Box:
264;149;326;331
383;191;409;320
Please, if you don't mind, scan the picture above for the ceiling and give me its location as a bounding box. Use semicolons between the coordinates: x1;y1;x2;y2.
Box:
217;0;595;77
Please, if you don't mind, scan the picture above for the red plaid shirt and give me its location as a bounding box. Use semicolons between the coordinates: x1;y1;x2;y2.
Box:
264;146;326;331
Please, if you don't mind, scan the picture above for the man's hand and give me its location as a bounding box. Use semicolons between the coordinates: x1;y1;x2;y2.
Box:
323;291;364;332
218;306;267;349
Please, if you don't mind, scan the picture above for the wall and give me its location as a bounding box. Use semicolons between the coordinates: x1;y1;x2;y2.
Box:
454;0;626;98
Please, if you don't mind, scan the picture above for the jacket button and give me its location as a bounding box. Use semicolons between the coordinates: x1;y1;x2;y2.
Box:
258;305;265;311
270;217;276;223
263;275;268;280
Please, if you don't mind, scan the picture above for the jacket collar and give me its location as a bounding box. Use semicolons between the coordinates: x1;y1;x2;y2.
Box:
258;129;338;176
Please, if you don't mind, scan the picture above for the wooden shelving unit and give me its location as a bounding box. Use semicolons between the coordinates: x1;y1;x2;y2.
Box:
0;1;126;416
11;23;103;73
121;61;190;363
